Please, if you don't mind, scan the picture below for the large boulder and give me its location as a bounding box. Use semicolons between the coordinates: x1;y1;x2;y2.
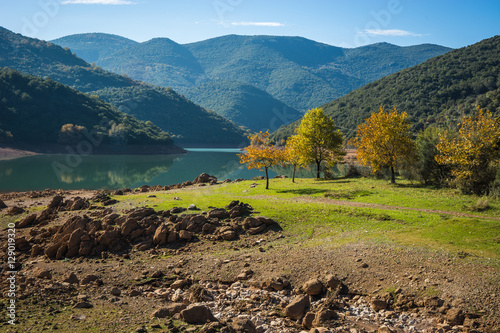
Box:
284;295;310;320
193;173;217;184
153;223;171;245
0;198;7;209
302;279;324;296
180;305;217;324
47;195;64;209
207;208;229;220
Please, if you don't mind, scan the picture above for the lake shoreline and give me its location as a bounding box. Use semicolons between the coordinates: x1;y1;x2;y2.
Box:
0;143;187;160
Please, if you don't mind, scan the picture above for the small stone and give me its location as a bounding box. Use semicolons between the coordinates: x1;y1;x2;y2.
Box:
180;305;217;324
33;268;52;280
63;272;79;284
371;298;388;312
73;302;93;309
187;204;198;210
302;278;323;295
284;295;310;320
110;287;121;296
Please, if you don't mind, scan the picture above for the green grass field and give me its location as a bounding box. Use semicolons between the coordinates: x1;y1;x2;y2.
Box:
112;177;500;259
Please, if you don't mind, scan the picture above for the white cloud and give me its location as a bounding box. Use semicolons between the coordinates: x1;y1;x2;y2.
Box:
231;21;285;27
360;29;423;37
61;0;135;4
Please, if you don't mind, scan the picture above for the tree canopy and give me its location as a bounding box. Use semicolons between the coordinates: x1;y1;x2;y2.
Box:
352;106;416;184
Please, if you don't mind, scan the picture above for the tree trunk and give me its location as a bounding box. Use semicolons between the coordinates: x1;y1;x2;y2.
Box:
316;161;321;179
292;164;296;183
265;166;269;190
390;166;396;184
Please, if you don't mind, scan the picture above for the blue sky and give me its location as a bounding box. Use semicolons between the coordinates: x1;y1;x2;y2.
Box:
1;0;499;48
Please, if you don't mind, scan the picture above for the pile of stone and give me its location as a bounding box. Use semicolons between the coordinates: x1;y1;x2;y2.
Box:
14;198;277;260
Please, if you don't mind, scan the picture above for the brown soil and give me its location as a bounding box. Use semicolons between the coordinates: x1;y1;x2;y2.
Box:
0;187;499;333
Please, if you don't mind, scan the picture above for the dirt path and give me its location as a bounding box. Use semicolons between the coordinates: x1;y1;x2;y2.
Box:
247;194;500;221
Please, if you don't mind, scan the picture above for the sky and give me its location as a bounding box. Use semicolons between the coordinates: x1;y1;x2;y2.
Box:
1;0;499;49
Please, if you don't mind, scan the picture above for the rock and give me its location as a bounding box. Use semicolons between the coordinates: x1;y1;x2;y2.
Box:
63;272;79;284
424;296;443;308
193;173;217;184
167;230;178;243
153;223;171;245
30;244;43;257
17;214;37;228
179;230;194;241
180;305;217;324
230;318;256;333
120;218;139;237
446;308;465;325
6;206;24;215
302;312;316;329
284;295;310;320
70;197;87;211
302;279;324;296
127;207;155;220
248;225;266;235
221;229;237;241
96;229;119;247
256;216;275;225
0;198;7;209
378;325;394;333
47;195;64;209
312;309;335;327
81;274;99;285
33;267;52;279
243;217;262;229
207;208;229;220
110;287;121;296
170;279;188;289
324;275;341;290
309;327;331;333
73;302;93;309
187;204;199;210
67;228;87;257
371;298;388;312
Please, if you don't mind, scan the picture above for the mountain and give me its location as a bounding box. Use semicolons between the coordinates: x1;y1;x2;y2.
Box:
51;33;138;64
52;33;452;119
272;35;500;141
0;27;133;92
0;27;248;145
182;81;302;132
92;85;250;145
0;68;173;147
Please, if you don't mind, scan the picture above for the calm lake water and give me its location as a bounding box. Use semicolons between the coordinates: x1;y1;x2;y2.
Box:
0;149;280;192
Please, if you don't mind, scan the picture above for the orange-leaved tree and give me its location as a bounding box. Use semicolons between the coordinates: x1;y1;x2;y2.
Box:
238;131;286;189
435;108;500;195
352;106;416;184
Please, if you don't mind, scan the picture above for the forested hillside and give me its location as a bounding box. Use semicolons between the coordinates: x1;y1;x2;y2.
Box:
273;35;500;141
0;68;172;146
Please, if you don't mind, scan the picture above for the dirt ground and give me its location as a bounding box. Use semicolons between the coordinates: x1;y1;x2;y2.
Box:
0;188;499;332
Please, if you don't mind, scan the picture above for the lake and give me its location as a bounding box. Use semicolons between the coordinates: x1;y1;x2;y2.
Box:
0;149;280;192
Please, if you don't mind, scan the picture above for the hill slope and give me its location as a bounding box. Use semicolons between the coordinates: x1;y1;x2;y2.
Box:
0;68;172;147
0;27;247;145
182;81;302;132
92;85;250;145
272;35;500;140
53;33;452;114
51;33;138;64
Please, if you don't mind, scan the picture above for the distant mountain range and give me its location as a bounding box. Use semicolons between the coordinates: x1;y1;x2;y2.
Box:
272;35;500;141
0;27;248;146
52;33;452;130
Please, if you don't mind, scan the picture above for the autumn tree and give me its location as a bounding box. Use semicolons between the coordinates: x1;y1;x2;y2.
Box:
293;108;344;179
285;134;309;183
58;124;87;145
352;106;416;184
436;108;500;195
238;131;285;189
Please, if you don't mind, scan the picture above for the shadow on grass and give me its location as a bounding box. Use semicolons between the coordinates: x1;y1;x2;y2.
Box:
275;188;331;196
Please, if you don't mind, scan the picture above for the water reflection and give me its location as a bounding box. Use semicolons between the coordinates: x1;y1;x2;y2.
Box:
0;150;277;192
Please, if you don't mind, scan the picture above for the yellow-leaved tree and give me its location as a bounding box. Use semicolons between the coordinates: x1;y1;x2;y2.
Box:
292;108;344;179
436;108;500;195
238;131;285;189
352;106;416;184
285;134;309;183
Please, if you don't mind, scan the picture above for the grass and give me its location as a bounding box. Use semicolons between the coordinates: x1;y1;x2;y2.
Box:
108;177;500;259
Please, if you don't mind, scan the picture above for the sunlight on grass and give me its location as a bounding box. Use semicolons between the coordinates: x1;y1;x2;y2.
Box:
110;177;500;259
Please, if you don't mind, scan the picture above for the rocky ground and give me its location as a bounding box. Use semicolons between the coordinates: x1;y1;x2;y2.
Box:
0;175;499;332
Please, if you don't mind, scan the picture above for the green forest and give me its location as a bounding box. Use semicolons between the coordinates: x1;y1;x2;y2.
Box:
0;68;172;145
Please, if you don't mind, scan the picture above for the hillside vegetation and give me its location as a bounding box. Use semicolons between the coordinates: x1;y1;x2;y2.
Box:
93;85;249;145
273;35;500;141
0;27;247;145
0;68;172;145
52;33;451;129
